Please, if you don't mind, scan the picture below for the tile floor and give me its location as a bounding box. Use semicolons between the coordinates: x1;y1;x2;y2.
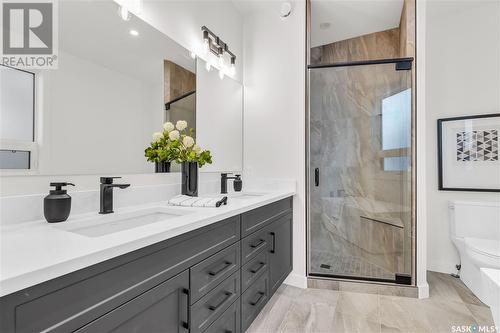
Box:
247;271;497;333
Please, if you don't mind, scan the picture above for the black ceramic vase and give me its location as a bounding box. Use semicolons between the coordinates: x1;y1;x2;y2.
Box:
181;161;198;196
155;161;171;173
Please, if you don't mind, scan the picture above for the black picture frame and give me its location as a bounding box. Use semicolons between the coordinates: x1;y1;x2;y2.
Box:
437;113;500;192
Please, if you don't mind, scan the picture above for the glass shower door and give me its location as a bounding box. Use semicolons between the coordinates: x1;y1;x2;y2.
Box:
308;61;413;283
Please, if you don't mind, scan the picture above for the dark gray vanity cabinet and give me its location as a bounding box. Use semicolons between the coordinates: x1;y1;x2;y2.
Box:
0;197;293;333
266;213;293;295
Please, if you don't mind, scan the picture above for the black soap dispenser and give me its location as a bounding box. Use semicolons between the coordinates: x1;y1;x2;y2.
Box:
44;182;75;223
233;175;242;192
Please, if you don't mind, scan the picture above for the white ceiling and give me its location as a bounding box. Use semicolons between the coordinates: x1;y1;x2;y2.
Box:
59;1;195;84
231;0;270;15
311;0;404;48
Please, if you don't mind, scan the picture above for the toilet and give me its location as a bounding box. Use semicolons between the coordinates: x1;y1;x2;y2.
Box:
449;201;500;303
481;268;500;327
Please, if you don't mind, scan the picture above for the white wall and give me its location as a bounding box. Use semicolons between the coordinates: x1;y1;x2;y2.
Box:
243;1;307;288
425;0;500;274
416;0;429;298
196;59;243;173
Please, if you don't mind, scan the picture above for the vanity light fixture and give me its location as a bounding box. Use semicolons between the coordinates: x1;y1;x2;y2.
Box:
118;5;131;21
229;57;236;76
116;0;143;21
200;26;236;78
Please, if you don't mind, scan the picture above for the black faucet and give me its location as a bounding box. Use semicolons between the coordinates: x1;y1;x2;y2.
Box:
221;173;238;194
99;177;130;214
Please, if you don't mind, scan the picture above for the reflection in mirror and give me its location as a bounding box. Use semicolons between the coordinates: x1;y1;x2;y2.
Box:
1;0;196;175
164;60;196;138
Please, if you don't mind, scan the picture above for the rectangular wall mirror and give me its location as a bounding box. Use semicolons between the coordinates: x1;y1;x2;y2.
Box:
0;0;243;176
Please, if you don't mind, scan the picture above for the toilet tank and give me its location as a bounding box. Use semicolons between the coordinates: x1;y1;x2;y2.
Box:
450;201;500;240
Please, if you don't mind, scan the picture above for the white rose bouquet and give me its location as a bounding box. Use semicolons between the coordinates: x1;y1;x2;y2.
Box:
145;120;212;168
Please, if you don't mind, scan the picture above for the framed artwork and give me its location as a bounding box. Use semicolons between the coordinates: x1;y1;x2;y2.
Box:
437;113;500;192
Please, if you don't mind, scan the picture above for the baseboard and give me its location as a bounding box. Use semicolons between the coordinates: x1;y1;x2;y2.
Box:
427;260;459;275
284;272;307;289
418;282;429;299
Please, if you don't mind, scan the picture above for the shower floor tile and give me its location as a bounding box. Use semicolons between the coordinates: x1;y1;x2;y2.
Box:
310;250;395;281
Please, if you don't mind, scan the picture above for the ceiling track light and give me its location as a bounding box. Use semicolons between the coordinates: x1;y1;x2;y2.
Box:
201;26;236;78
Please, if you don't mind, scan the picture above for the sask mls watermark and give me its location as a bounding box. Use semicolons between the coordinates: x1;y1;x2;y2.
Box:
1;0;58;69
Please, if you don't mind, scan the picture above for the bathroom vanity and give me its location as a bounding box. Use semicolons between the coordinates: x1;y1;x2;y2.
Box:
0;196;293;333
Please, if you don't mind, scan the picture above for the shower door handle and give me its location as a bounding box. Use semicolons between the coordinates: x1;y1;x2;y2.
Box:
315;168;320;186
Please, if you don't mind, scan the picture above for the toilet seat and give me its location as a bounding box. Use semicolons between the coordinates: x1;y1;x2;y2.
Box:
465;238;500;259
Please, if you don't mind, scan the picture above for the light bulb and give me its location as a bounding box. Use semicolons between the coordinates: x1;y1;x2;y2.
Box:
118;6;130;21
218;68;225;80
203;39;209;55
205;60;212;72
218;55;224;68
190;50;196;59
229;63;235;76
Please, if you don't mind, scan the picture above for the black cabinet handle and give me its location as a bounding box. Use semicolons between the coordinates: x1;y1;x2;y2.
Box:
208;291;233;311
208;261;232;276
250;292;265;306
181;288;189;331
270;232;276;254
250;239;266;249
250;262;266;274
315;168;320;186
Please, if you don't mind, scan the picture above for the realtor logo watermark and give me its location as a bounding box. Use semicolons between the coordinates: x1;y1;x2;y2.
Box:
1;0;58;68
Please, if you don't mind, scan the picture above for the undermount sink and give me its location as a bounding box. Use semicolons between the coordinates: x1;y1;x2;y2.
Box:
226;192;267;200
54;207;193;237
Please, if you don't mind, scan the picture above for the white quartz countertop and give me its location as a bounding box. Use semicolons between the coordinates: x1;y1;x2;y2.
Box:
0;190;295;297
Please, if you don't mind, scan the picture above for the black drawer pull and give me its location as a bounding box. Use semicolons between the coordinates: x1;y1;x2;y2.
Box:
249;292;265;306
250;262;266;274
270;232;276;254
181;288;189;330
208;261;232;276
208;291;234;311
250;239;266;249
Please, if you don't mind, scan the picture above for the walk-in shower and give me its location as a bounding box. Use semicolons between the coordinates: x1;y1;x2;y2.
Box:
307;58;414;284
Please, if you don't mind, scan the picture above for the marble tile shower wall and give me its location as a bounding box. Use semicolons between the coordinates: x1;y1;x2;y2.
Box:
309;63;412;279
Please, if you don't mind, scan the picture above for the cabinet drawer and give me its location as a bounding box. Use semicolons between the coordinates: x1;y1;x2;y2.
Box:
241;271;269;332
75;270;189;333
241;227;269;264
204;298;241;333
241;197;292;236
190;242;241;304
241;250;268;292
190;271;241;333
12;216;240;333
